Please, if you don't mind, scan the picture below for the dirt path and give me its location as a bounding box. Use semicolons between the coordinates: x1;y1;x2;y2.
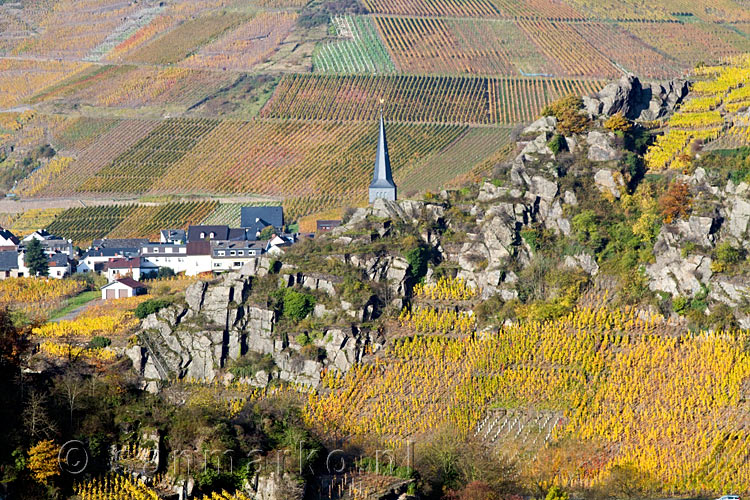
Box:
52;298;102;323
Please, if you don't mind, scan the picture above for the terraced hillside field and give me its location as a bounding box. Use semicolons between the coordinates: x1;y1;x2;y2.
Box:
260;74;605;124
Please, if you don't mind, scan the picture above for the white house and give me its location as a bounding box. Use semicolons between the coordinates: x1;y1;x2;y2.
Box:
184;241;212;276
210;240;264;272
0;227;19;250
101;277;147;300
16;251;70;278
22;230;74;256
77;248;138;274
104;257;157;281
140;243;188;274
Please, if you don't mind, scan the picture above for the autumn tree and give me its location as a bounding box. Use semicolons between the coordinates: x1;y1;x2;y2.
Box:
542;94;590;136
659;181;692;223
605;112;634;133
27;439;58;484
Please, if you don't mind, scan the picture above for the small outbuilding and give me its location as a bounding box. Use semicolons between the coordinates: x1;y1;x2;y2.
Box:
101;277;147;300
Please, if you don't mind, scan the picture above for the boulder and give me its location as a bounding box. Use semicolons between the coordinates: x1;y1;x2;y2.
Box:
523;116;557;135
583;74;689;121
587;131;619;162
594;169;624;198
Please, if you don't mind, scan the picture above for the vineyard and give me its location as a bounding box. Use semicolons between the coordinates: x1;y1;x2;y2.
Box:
45;201;219;245
261;74;605;125
0;278;86;322
313;15;396;74
304;303;750;493
123;13;248;65
183;13;298;71
645;58;750;171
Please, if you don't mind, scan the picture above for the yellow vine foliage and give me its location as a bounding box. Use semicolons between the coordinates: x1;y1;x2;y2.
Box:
305;304;750;493
32;311;137;339
413;276;479;301
398;306;476;334
74;474;159;500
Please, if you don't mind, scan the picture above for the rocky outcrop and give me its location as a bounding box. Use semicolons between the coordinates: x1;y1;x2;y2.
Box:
128;271;385;387
594;168;624;198
583;74;690;121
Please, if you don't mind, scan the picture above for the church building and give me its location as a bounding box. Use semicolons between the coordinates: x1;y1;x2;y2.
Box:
369;111;397;203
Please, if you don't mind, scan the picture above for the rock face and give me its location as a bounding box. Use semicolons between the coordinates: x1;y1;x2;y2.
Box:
128;271;384;386
587;131;619;162
583;74;689;121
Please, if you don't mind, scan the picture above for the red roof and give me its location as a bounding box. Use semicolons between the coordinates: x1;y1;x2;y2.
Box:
106;257;142;269
109;277;145;289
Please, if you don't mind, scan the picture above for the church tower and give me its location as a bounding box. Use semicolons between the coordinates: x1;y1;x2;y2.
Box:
369;110;397;203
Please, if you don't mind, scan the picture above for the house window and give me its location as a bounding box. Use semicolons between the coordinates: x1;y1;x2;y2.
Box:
200;232;206;239
214;263;220;268
230;250;236;256
218;251;225;256
210;232;216;238
238;251;244;256
234;262;241;267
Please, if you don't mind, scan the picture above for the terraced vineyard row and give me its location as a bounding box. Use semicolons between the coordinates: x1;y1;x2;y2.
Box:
46;201;218;245
261;74;605;124
38;119;160;197
79;118;220;194
363;0;583;19
313;15;397;74
182;12;297;71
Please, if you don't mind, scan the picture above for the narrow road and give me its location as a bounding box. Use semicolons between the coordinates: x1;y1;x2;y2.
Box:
51;298;102;323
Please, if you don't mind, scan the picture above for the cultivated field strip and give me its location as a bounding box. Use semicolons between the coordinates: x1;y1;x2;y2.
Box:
260;74;606;125
37;119;161;197
46;201;219;245
362;0;584;19
313;15;397;74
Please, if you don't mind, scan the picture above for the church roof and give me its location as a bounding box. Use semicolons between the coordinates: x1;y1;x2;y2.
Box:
370;112;397;190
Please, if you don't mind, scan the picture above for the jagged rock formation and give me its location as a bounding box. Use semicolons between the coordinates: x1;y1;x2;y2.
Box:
583;74;690;121
127;269;385;386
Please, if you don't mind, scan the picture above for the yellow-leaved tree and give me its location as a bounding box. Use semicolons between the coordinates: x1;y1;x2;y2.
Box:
27;439;58;484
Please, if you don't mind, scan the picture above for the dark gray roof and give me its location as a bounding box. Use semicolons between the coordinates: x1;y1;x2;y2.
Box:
370;113;396;190
0;251;18;271
48;253;69;267
161;229;186;241
0;227;19;245
240;206;283;229
84;248;139;258
187;225;230;242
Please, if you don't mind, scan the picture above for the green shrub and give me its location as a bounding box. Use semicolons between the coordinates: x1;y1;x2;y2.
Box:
89;336;111;349
272;288;316;322
547;134;567;154
405;245;430;279
134;298;172;319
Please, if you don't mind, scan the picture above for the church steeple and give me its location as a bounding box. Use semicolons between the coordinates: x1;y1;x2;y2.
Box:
369;109;397;203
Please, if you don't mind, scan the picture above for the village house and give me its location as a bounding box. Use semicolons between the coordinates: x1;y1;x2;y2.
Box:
210;240;265;271
104;256;157;282
101;277;147;300
240;206;284;238
140;242;188;274
0;251;21;279
0;227;19;251
160;229;186;244
22;230;74;256
185;241;212;276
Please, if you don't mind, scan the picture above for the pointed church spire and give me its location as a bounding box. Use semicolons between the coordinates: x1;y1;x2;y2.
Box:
369;106;397;203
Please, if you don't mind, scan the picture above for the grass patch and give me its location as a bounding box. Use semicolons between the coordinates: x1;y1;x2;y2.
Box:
48;290;100;321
